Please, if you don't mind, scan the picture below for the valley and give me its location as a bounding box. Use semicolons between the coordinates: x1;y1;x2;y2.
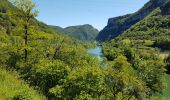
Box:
0;0;170;99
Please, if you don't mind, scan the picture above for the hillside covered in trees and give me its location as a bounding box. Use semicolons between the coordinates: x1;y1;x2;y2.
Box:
96;0;170;41
0;0;170;100
49;24;99;41
102;1;170;98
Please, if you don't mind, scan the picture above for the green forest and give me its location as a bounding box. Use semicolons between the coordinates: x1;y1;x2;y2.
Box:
0;0;170;100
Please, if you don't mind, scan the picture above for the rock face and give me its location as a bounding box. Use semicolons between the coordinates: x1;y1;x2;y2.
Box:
49;24;99;41
161;0;170;15
96;0;169;41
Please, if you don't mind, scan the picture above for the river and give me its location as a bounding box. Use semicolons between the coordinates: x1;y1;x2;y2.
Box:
87;46;107;67
87;46;102;57
87;46;170;98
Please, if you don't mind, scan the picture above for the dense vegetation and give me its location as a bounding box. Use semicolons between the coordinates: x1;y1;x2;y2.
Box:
101;2;170;99
0;0;169;99
50;24;99;41
165;55;170;74
120;8;170;51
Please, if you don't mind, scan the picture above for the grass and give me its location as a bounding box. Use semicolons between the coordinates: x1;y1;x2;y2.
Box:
159;51;170;99
0;67;45;100
162;74;170;99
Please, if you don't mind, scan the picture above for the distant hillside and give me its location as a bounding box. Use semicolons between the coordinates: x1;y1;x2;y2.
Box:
122;6;170;40
119;1;170;50
96;0;170;41
49;24;99;41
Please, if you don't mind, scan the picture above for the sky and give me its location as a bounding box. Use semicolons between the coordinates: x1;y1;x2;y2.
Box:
33;0;149;30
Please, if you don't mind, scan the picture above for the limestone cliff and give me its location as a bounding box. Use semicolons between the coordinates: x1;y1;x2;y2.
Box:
96;0;169;41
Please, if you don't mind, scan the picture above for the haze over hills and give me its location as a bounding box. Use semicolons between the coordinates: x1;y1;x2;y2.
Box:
96;0;170;41
49;24;99;41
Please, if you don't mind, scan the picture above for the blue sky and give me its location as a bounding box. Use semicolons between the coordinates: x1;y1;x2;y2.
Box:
34;0;149;30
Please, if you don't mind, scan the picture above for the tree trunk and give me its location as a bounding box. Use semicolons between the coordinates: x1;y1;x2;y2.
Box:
24;24;28;62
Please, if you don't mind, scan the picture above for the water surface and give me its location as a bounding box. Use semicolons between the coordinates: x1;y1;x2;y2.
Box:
87;46;102;57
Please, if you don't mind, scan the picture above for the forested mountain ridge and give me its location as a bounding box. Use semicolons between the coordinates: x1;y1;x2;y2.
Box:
96;0;170;41
102;0;170;70
49;24;99;41
119;1;170;50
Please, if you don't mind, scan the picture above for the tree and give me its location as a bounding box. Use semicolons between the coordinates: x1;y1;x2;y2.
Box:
10;0;38;62
105;56;148;99
165;54;170;74
49;65;107;99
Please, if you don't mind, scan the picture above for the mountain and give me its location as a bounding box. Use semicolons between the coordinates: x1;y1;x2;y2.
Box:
119;0;170;50
96;0;170;41
49;24;99;41
101;2;170;98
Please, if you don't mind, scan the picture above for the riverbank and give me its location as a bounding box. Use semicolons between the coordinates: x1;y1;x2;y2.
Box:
87;46;170;99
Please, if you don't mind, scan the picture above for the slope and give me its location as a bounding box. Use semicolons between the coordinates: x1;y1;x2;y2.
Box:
49;24;99;41
0;67;45;100
96;0;170;41
120;1;170;50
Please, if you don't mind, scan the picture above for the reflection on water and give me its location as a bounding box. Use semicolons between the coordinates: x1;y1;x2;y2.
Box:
87;46;107;67
87;46;102;57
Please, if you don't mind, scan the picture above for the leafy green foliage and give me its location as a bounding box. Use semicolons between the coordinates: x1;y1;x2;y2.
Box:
102;37;166;99
105;55;148;99
49;65;106;99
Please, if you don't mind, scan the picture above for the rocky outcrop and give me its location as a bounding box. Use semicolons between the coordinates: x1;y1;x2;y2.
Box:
161;0;170;15
96;0;169;41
